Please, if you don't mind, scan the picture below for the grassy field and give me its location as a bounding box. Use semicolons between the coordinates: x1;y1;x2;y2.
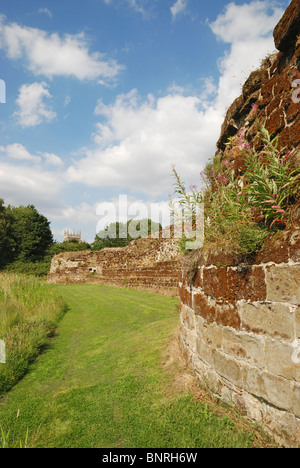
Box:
0;273;67;395
0;283;271;448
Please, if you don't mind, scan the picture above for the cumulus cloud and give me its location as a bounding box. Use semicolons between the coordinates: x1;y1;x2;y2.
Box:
210;1;282;43
0;143;41;163
170;0;188;19
42;152;64;167
0;161;63;206
66;89;221;195
65;1;284;201
0;16;124;82
14;82;56;127
210;1;283;109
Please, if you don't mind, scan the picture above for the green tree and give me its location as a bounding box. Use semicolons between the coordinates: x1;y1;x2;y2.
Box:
0;199;14;266
8;205;53;262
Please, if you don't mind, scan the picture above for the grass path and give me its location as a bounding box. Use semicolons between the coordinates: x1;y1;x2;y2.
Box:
0;284;264;448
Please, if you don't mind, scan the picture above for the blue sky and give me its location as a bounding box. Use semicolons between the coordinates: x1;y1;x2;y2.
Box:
0;0;289;242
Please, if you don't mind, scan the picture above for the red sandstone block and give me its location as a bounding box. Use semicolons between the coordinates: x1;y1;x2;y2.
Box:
265;107;286;137
278;126;292;150
193;293;241;331
266;95;282;116
242;69;269;99
216;304;241;330
193;292;217;323
255;230;290;264
285;101;300;124
202;266;267;303
273;0;300;52
289;115;300;147
259;75;277;108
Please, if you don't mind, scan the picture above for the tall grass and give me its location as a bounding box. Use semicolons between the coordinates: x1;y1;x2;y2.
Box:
0;273;67;395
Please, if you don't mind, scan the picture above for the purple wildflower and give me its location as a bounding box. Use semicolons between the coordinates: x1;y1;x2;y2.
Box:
217;173;229;185
200;171;207;181
238;129;246;139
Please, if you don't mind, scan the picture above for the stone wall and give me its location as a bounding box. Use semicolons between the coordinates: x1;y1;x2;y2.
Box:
48;231;181;295
179;229;300;447
179;2;300;447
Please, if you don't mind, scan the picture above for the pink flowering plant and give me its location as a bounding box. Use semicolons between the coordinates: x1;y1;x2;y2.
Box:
242;123;300;229
171;119;300;255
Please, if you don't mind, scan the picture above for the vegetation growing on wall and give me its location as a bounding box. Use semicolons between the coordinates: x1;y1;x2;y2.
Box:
172;120;300;256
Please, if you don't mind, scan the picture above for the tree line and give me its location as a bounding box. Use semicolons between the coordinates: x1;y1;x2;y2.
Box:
0;199;162;275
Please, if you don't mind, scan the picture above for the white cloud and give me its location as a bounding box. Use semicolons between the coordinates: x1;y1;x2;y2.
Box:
42;152;64;167
14;82;56;127
0;143;41;163
210;1;283;110
170;0;188;19
65;1;284;199
67;89;221;194
38;8;52;18
0;161;63;207
103;0;148;17
0;143;64;168
210;1;282;43
0;16;124;82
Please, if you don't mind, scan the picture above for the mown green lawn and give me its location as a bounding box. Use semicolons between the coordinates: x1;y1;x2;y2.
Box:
0;284;266;448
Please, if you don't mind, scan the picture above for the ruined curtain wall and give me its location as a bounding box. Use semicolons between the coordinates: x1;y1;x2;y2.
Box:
48;236;180;295
179;0;300;447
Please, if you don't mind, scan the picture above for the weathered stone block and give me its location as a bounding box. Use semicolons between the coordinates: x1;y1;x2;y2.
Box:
293;384;300;418
223;328;264;368
265;339;300;381
265;107;286;137
296;308;300;339
274;0;300;52
215;303;241;330
241;364;265;398
193;292;217;323
262;372;293;412
289;115;300;147
217;95;244;150
214;350;242;388
255;230;290;264
196;338;215;368
202;266;266;302
265;265;300;304
242;365;293;412
202;322;223;349
239;302;294;340
290;230;300;263
242;69;269;99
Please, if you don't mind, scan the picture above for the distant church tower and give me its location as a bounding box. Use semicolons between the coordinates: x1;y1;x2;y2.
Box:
64;229;82;243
